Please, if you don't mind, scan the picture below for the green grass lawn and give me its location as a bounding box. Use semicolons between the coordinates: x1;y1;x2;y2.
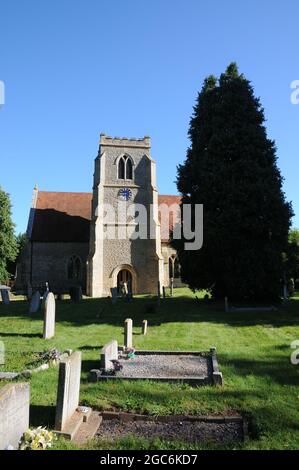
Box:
1;288;299;450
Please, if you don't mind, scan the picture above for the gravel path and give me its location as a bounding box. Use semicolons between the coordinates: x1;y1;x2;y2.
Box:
114;354;211;378
96;419;243;444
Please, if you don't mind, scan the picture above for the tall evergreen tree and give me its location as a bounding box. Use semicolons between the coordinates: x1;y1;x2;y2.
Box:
175;63;293;300
0;187;18;282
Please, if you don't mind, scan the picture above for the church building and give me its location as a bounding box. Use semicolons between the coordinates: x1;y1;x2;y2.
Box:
16;135;182;296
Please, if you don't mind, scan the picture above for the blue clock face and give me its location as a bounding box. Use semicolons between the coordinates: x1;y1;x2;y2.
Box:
118;188;132;201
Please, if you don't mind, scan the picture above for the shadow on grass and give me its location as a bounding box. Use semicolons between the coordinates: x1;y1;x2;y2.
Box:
1;296;299;330
0;332;42;338
221;355;299;386
30;405;55;428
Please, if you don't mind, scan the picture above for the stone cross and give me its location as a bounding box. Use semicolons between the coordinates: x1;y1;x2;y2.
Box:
55;351;82;432
43;292;56;340
29;291;41;314
0;383;30;450
124;318;133;349
142;320;148;336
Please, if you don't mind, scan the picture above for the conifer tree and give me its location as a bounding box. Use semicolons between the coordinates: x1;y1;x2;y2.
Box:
175;63;293;300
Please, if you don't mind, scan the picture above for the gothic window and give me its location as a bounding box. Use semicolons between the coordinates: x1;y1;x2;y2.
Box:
126;158;133;180
118;157;125;179
118;155;133;180
67;255;82;280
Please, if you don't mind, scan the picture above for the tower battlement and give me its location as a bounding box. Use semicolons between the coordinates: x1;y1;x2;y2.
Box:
100;133;151;149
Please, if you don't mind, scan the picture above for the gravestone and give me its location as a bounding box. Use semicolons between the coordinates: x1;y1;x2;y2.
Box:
0;383;30;450
170;278;174;297
101;340;118;370
29;291;40;314
0;288;10;305
69;286;82;303
142;320;148;336
162;286;166;300
43;292;56;340
55;351;82;432
124;319;133;349
110;287;118;305
0;340;4;365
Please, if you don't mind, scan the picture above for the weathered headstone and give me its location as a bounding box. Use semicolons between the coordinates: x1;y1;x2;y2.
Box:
142;320;148;336
0;287;10;305
29;291;41;314
0;383;30;450
124;318;133;349
55;351;82;432
101;340;118;370
110;287;118;305
43;292;56;340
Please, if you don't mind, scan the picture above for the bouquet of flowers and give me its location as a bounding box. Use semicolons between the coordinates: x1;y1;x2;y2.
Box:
19;427;56;450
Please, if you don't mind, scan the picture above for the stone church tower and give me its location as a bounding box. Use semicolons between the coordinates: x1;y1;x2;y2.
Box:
87;134;164;297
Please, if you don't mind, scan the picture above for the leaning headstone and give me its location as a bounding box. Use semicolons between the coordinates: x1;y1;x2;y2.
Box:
55;351;82;433
0;383;30;450
124;318;133;349
0;288;10;305
110;287;118;305
43;292;56;340
142;320;148;336
29;291;41;314
101;340;118;371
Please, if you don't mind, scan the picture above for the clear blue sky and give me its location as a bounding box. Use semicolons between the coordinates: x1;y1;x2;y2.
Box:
0;0;298;234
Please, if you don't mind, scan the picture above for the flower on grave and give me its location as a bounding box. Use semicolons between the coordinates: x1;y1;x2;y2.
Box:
19;426;56;450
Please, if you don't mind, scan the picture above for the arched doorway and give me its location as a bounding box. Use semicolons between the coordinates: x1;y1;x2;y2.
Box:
117;269;133;293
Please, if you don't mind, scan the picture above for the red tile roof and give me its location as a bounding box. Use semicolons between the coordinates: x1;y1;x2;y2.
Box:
30;191;181;243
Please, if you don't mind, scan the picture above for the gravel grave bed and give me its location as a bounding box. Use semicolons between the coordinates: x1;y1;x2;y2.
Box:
96;419;243;444
113;354;211;378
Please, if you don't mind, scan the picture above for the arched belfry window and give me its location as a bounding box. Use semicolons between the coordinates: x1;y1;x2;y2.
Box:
67;255;82;280
118;155;133;180
118;157;125;179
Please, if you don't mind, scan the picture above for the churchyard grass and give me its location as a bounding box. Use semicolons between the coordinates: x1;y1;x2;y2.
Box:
1;288;299;450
